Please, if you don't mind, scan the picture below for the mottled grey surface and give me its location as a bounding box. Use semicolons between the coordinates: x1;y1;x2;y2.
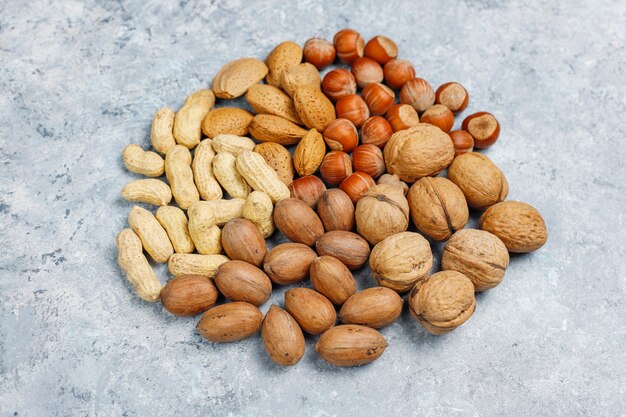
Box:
1;0;625;416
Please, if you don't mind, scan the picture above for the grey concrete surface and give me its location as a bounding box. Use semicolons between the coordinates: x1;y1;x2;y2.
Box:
1;0;625;416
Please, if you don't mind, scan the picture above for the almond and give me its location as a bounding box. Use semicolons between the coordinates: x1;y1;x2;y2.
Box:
212;58;268;99
273;198;324;246
261;305;306;366
293;128;326;176
316;324;388;366
197;301;262;343
246;84;302;124
315;230;370;270
263;243;317;285
221;218;267;267
201;107;254;138
284;288;336;335
249;114;308;145
280;62;321;97
339;287;403;328
293;85;337;132
160;275;219;316
310;256;356;305
265;41;303;87
254;142;295;185
214;260;272;306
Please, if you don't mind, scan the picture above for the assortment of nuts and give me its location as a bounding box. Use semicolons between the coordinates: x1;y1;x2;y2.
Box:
117;29;548;368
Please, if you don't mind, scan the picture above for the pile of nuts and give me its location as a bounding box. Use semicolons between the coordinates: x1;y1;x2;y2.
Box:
117;29;548;367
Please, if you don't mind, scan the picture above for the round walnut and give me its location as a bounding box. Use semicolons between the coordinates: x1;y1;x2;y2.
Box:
369;232;433;292
355;183;409;245
442;229;509;291
383;124;454;183
407;177;469;241
447;152;509;210
408;271;476;335
479;201;548;253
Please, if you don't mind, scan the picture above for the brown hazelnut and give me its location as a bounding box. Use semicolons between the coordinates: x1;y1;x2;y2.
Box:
351;57;384;88
317;189;355;232
385;103;420;132
435;82;469;113
377;173;409;196
321;68;357;102
364;35;398;64
360;116;393;148
323;118;359;152
289;175;327;209
447;152;509;210
479;201;547;253
333;29;365;64
420;104;455;133
383;59;416;90
320;150;352;185
355;183;409;245
448;130;474;156
340;172;376;203
462;112;500;148
303;37;336;70
335;94;370;127
361;83;395;116
400;78;436;112
352;144;385;179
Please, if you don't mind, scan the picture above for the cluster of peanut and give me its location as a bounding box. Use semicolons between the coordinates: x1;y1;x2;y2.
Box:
117;28;547;367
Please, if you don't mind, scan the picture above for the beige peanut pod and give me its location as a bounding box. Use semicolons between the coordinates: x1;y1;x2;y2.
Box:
187;202;222;255
121;179;172;206
116;229;162;302
173;89;215;149
155;206;195;254
194;199;245;226
165;145;199;210
128;206;174;263
212;134;256;156
122;144;164;177
168;253;229;278
236;151;290;203
192;139;223;201
212;152;251;199
150;107;176;155
243;191;275;238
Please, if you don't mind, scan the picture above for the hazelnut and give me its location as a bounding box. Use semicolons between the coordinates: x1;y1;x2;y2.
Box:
360;116;393;148
350;57;384;88
289;175;327;209
361;83;395;116
335;94;370;128
321;68;357;102
448;130;474;156
340;172;376;203
333;29;365;64
323;118;359;152
447;152;509;210
420;104;455;132
320;150;352;185
400;78;436;112
355;183;409;245
303;37;336;70
364;35;398;64
383;59;416;90
435;82;469;113
377;173;409;196
479;201;547;253
352;144;385;179
385;103;420;132
317;189;355;232
462;111;500;148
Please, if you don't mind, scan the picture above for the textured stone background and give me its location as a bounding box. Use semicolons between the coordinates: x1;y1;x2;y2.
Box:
1;0;625;416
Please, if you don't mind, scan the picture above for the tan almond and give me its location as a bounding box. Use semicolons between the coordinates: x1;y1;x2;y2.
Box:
201;107;254;138
263;243;317;285
280;63;321;97
293;128;326;176
316;324;388;366
310;256;356;305
265;41;303;87
212;58;268;99
315;231;370;270
273;198;324;246
249;114;308;145
160;274;218;316
254;142;295;185
214;260;272;306
197;301;262;343
339;287;404;329
246;84;302;124
293;85;337;132
261;305;306;366
284;288;336;335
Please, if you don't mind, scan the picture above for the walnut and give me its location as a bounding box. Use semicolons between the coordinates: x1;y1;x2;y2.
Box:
447;152;508;210
355;183;409;245
479;201;547;253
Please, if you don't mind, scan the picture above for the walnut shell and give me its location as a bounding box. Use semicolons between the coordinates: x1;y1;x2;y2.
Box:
447;152;509;210
408;271;476;334
383;124;454;183
369;232;433;292
442;229;509;291
355;183;409;245
407;177;469;241
479;201;547;253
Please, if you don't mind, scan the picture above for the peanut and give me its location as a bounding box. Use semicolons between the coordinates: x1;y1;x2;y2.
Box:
187;202;222;255
242;191;274;238
150;107;176;155
173;89;215;149
236;151;290;203
212;152;251;199
192;139;223;201
116;229;162;302
193;199;246;226
168;253;229;278
121;179;172;206
211;134;256;156
128;206;174;263
122;144;165;177
165;145;199;210
155;206;195;254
